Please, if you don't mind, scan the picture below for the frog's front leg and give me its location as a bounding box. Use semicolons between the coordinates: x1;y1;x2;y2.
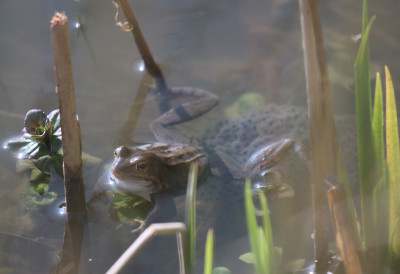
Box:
150;87;219;144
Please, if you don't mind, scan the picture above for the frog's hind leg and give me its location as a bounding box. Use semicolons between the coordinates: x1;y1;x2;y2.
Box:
150;87;219;143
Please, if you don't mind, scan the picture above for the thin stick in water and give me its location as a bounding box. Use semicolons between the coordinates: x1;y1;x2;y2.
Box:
51;12;86;217
51;12;86;274
113;0;167;90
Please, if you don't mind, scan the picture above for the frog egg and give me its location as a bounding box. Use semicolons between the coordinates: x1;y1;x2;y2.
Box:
45;197;67;224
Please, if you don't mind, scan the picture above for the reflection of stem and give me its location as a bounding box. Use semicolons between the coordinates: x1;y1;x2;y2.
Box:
51;12;87;274
113;72;153;147
113;0;167;91
0;230;58;249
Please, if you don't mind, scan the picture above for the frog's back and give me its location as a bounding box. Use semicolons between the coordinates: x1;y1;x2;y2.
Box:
201;104;359;186
202;105;309;165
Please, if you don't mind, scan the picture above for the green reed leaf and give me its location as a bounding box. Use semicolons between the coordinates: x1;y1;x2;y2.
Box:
354;14;376;250
385;66;400;258
185;163;198;273
204;229;214;274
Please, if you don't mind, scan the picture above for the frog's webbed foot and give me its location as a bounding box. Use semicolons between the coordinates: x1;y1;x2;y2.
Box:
150;86;219;144
140;192;177;231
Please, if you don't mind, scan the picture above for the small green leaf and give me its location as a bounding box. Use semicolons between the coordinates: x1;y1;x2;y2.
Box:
7;139;31;152
48;109;61;132
212;267;231;274
24;109;47;136
283;259;305;272
16;159;35;173
111;192;154;222
239;252;255;264
32;155;53;173
31;181;50;195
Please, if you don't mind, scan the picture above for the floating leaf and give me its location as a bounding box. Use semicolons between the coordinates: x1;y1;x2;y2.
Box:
111;192;154;222
239;252;255;264
283;259;305;272
212;267;231;274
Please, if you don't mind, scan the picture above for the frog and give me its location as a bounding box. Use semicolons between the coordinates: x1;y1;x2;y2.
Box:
110;86;358;230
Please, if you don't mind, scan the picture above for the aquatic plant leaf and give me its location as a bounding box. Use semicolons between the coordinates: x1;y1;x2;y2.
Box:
52;154;64;177
111;192;154;222
354;14;376;250
32;155;53;173
372;73;385;179
204;229;214;274
385;66;400;258
6;139;31;151
29;169;50;195
16;159;35;174
224;93;265;118
259;191;274;273
371;72;389;253
22;187;57;210
212;267;231;274
185;163;198;273
245;180;274;274
282;259;306;272
239;252;255;264
24;109;48;136
48;109;61;134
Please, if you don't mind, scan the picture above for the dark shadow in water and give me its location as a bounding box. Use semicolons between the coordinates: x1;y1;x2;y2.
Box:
52;215;86;274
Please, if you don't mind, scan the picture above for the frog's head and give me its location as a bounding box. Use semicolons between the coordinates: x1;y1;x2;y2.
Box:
111;143;208;200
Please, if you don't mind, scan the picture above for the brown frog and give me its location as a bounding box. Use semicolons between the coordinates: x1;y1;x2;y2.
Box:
110;87;358;228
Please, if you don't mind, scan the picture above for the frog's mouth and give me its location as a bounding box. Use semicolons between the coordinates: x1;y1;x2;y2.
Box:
109;174;156;201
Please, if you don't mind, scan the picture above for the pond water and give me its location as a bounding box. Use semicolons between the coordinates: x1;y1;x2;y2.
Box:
1;0;400;273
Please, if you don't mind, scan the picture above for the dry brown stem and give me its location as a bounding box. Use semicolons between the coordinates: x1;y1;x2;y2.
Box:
51;12;86;273
298;0;330;270
328;186;363;274
51;12;86;216
113;0;167;90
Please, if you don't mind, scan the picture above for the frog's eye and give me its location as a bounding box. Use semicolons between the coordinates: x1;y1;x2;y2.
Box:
136;161;149;171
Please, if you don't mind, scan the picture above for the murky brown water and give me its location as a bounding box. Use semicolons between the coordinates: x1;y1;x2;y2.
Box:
1;0;400;273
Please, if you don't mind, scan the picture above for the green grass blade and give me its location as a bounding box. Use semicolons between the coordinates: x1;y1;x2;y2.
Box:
244;180;275;274
185;163;198;273
372;72;387;225
385;66;400;259
354;15;376;249
244;180;263;274
372;72;385;180
204;229;214;274
372;72;390;270
257;227;268;274
259;191;274;273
